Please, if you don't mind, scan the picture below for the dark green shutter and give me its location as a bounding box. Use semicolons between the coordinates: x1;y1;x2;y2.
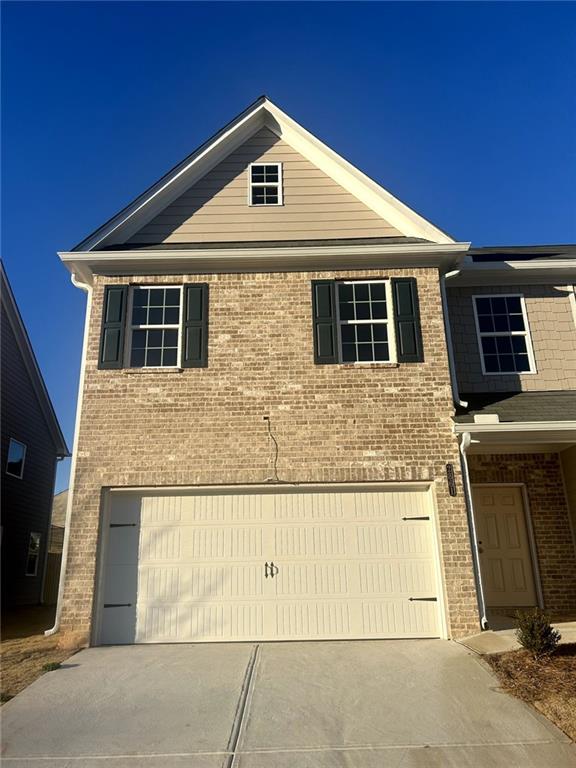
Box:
182;284;208;368
312;280;338;364
391;277;424;363
98;285;128;369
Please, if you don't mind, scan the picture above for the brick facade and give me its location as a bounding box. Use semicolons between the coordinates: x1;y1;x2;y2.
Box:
468;453;576;616
61;267;481;641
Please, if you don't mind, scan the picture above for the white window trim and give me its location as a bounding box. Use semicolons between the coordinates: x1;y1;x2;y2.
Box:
336;279;397;365
248;162;283;206
472;293;537;376
25;532;41;577
6;438;26;479
124;285;183;369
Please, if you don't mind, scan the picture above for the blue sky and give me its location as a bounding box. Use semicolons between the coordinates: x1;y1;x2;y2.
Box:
2;1;575;492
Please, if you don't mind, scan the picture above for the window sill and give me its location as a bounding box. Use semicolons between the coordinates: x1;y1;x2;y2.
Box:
339;362;400;368
121;367;184;374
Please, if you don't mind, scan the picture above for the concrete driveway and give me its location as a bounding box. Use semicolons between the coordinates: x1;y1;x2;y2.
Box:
2;640;575;767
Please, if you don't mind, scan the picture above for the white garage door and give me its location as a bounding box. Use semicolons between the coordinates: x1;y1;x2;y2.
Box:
97;486;443;644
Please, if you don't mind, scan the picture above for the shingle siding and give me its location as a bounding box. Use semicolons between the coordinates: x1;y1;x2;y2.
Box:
0;305;56;606
60;267;480;641
447;284;576;393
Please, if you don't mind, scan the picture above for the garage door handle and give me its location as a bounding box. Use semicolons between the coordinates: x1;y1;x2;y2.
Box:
408;597;437;602
264;562;279;578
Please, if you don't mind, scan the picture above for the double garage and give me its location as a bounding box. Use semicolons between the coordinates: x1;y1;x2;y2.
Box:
95;484;447;645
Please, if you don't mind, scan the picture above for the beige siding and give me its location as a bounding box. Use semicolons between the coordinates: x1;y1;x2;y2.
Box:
128;128;402;244
447;284;576;393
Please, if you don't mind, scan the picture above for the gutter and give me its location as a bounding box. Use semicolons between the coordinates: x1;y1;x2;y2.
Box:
46;273;93;637
453;420;576;434
458;432;489;630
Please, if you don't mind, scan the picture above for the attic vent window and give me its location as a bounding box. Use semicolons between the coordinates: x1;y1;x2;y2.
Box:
249;163;282;206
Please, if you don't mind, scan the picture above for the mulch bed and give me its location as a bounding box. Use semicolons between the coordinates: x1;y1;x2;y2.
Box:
487;643;576;741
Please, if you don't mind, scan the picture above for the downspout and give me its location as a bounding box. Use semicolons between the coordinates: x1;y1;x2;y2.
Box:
45;273;92;636
459;431;489;630
441;269;487;630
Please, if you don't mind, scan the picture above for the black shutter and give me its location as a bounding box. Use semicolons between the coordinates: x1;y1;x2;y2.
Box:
182;284;208;368
391;278;424;363
312;280;338;364
98;285;128;369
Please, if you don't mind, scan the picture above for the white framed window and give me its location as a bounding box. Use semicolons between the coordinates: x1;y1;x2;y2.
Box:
126;286;182;368
6;438;26;479
248;163;283;206
336;280;396;363
25;532;41;576
473;294;536;375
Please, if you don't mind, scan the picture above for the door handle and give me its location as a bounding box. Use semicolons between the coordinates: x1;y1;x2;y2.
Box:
264;562;279;578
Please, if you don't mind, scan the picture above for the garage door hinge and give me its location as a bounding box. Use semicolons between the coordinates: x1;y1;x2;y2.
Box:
110;523;137;528
103;603;132;608
408;597;437;602
401;516;430;521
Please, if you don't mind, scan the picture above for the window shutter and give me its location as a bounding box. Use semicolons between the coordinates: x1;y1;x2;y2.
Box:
98;285;128;369
392;278;424;363
182;284;208;368
312;280;338;364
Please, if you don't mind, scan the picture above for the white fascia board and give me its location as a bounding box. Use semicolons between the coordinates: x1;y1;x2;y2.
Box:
447;259;576;286
73;98;456;252
59;242;470;284
263;101;455;245
454;421;576;436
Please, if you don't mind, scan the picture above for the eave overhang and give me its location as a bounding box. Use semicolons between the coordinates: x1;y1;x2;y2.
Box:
447;258;576;286
453;420;576;448
59;241;470;285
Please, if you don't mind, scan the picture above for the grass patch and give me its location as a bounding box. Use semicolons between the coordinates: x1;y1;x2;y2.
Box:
487;643;576;741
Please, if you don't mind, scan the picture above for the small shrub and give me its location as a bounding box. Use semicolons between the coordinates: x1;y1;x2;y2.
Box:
515;608;561;659
42;662;61;672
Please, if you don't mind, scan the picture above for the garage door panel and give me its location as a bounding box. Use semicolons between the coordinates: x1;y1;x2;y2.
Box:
276;601;351;637
274;563;349;596
361;600;439;636
358;561;437;595
356;524;433;556
274;526;346;557
100;487;442;644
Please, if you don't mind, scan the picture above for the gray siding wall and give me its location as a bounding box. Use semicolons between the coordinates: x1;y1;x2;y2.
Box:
128;127;402;244
1;304;57;606
447;284;576;393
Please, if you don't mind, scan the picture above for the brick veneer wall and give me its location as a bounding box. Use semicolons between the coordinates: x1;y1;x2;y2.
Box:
468;453;576;614
61;267;480;640
447;284;576;393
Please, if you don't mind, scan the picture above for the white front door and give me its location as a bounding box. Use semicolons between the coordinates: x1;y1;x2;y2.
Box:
472;485;538;607
98;486;443;644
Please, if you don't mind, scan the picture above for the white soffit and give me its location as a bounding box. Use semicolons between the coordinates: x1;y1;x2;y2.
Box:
73;97;455;252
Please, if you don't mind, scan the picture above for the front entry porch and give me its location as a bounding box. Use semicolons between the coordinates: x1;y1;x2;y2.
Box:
467;451;576;626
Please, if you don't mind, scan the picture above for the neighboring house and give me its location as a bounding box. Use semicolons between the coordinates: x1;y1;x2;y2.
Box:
1;263;69;608
55;97;576;646
43;489;69;605
49;489;68;554
446;248;576;625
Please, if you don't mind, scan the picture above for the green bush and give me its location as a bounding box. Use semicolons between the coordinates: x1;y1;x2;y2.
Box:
42;662;61;672
515;608;561;659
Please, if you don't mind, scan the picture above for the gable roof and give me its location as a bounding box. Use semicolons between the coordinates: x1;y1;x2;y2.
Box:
1;262;69;458
73;96;455;251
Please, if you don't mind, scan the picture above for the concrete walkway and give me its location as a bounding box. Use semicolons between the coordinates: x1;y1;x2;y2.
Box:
1;640;575;767
460;620;576;655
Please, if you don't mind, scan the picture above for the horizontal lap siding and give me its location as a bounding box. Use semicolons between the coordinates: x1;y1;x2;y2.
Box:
128;128;402;243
